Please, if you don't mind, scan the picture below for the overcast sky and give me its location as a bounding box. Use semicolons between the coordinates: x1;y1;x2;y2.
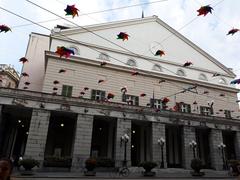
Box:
0;0;240;78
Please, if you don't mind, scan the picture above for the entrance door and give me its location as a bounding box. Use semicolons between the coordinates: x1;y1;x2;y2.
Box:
166;126;182;168
222;131;236;160
196;129;211;168
131;122;151;166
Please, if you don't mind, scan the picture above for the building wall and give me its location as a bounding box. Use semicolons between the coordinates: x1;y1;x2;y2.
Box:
42;57;239;119
18;33;50;92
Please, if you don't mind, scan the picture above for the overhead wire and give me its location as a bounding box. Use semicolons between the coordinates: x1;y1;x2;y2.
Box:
1;2;238;109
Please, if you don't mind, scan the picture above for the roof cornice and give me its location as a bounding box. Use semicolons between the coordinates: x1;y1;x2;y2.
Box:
45;51;239;93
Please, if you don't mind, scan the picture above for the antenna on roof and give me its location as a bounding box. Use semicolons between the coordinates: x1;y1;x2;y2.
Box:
141;10;144;18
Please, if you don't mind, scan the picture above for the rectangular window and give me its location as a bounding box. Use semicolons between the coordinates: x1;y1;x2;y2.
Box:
200;106;213;116
91;90;105;101
122;94;139;106
61;85;73;97
177;103;191;113
150;99;163;109
224;110;231;119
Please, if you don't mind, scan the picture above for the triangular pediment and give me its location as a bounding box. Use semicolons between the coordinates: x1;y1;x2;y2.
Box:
52;16;235;78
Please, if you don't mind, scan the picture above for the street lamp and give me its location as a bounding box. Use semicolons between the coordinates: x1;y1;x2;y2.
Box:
189;140;197;158
121;134;129;167
158;137;165;168
218;142;227;170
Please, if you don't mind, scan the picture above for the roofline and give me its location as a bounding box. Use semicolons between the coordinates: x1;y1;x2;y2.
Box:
50;35;234;78
51;15;235;78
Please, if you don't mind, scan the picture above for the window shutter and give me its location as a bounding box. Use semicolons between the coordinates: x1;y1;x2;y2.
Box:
91;90;96;100
67;86;73;97
187;104;191;113
210;107;214;115
122;94;127;102
101;91;106;100
150;98;154;108
200;106;204;115
62;85;67;96
135;96;139;106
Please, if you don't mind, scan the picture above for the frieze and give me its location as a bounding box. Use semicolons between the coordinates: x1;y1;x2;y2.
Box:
12;98;28;106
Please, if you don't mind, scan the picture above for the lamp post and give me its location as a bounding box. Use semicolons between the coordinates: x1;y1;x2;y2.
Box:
218;142;227;170
121;134;129;167
158;137;165;168
189;140;197;158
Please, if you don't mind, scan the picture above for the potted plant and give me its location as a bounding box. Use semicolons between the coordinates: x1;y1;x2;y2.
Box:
84;157;97;176
18;158;39;175
190;158;204;176
228;160;240;176
139;161;157;176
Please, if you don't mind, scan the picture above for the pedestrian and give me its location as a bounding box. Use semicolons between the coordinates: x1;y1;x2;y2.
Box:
0;157;13;180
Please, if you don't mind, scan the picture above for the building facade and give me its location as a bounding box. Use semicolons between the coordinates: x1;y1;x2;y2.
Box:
0;64;19;88
1;16;240;171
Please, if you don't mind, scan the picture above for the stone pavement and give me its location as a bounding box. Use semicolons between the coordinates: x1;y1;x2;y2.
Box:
11;167;237;179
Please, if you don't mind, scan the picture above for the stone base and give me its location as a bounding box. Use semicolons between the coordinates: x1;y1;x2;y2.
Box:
20;170;34;176
84;171;96;176
190;171;205;176
142;171;156;177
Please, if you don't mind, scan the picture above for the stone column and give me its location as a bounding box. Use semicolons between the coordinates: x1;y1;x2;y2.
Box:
234;131;240;160
152;122;166;168
182;126;196;169
114;118;131;167
71;114;94;171
24;109;51;166
209;129;223;170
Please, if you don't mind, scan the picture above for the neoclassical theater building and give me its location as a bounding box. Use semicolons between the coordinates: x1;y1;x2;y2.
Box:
1;16;240;171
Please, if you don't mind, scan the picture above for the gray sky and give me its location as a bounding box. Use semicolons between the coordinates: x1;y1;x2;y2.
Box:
0;0;240;79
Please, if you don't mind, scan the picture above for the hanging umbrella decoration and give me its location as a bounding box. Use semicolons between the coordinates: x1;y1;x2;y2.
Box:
21;72;29;77
53;80;60;85
162;97;170;110
84;87;89;91
155;50;165;57
24;82;30;86
227;28;239;36
140;93;146;97
117;32;129;41
107;93;115;100
64;5;79;18
131;71;139;76
98;79;105;84
58;69;66;73
19;57;28;64
183;61;193;67
197;5;213;16
0;25;11;33
212;72;220;77
100;61;107;67
55;46;75;58
230;78;240;84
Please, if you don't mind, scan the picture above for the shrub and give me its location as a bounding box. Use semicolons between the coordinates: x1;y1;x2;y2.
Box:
139;161;157;172
191;158;202;173
228;160;240;176
18;158;39;170
43;156;72;167
85;158;97;171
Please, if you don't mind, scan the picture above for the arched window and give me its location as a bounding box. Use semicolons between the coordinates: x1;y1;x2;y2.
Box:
199;73;208;81
219;78;227;85
98;53;109;61
152;64;162;72
69;46;80;55
126;59;137;67
176;69;186;76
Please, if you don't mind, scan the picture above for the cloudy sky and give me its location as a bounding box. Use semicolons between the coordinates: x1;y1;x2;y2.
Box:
0;0;240;78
